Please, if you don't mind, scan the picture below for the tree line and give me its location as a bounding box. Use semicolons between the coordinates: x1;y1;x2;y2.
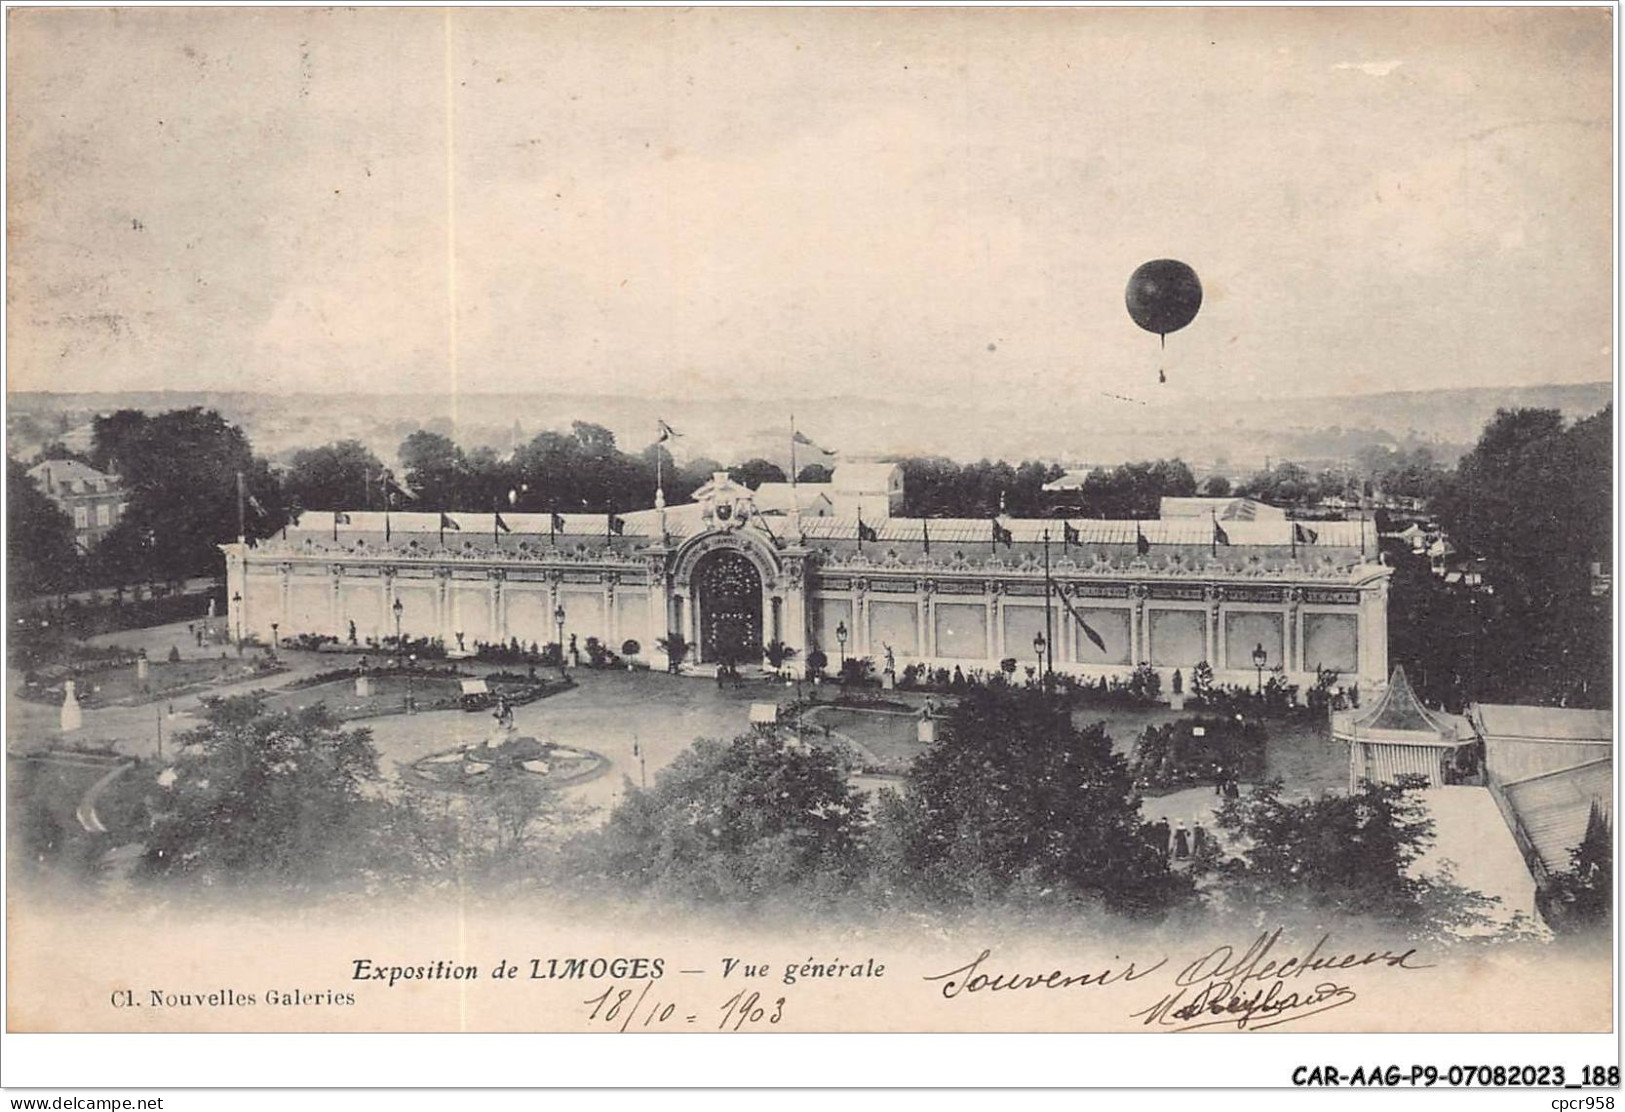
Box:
20;685;1560;942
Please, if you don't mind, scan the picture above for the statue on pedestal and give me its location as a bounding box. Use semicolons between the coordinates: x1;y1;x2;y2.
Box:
489;696;516;744
60;680;83;733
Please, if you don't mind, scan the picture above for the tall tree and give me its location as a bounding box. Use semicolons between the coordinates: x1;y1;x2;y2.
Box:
1212;778;1505;939
728;458;787;490
90;408;283;581
573;733;869;903
398;430;468;509
7;458;81;598
1433;406;1611;705
140;697;383;889
881;686;1186;913
284;439;386;511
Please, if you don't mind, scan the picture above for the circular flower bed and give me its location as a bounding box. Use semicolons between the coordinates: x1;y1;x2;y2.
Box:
410;733;605;790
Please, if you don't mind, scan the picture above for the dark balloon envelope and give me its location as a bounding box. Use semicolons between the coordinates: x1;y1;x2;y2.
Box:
1125;259;1203;337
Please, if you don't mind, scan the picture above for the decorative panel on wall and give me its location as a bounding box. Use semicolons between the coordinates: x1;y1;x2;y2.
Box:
1073;607;1131;665
1148;609;1205;668
1303;612;1358;673
616;590;650;651
812;598;853;653
1001;605;1047;664
1224;611;1285;671
339;582;384;640
868;600;919;656
559;589;606;644
934;603;987;659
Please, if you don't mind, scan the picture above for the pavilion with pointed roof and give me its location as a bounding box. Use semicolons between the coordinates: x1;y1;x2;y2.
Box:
1334;666;1474;790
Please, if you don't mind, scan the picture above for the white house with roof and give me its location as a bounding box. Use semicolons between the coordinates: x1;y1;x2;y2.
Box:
829;461;903;520
28;459;127;550
750;483;833;517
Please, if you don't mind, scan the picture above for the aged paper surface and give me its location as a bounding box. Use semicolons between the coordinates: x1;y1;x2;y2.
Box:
4;5;1614;1053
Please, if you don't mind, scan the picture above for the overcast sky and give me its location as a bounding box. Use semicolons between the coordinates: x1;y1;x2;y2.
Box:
7;7;1613;404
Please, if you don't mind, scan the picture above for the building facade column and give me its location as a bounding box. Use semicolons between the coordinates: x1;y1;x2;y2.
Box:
489;568;507;643
434;568;453;646
853;579;870;660
329;564;344;638
918;580;934;659
986;582;1001;663
780;554;808;659
278;563;292;640
1204;585;1222;667
1130;584;1149;665
1287;588;1305;675
381;567;397;640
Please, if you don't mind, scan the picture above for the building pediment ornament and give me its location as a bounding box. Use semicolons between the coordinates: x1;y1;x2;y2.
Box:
691;471;760;532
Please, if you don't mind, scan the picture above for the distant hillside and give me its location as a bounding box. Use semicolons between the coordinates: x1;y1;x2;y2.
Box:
7;381;1610;476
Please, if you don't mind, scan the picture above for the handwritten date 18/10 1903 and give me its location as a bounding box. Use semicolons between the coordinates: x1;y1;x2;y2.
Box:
583;981;786;1032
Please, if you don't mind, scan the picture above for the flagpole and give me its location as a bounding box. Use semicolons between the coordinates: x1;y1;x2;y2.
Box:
235;470;246;543
1211;508;1218;557
790;414;797;493
857;507;864;553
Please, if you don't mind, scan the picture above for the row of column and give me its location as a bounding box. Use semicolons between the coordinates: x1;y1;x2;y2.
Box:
824;587;1367;678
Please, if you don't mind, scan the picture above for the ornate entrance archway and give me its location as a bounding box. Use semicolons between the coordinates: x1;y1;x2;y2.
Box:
694;548;763;667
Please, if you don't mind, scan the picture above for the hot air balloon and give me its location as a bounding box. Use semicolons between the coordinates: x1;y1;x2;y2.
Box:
1126;259;1202;383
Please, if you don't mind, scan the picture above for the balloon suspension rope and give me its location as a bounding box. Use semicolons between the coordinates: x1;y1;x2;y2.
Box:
1158;333;1167;384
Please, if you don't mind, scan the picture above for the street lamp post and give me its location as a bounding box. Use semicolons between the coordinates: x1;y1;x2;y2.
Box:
392;597;406;712
835;620;848;677
407;652;417;714
1252;642;1268;695
270;622;279;659
554;605;567;673
1033;631;1047;690
231;591;242;648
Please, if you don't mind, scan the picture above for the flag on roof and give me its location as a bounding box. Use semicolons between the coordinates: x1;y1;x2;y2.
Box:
657;420;680;443
1062;521;1081;547
1136;522;1150;556
440;512;461;531
857;517;878;544
609;514;626;536
992;519;1014;548
792;429;836;456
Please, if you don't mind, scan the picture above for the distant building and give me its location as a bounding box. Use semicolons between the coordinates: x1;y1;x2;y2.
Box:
1469;703;1613;893
1040;468;1101;493
751;483;834;518
829;462;904;520
227;469;1390;692
1159;496;1287;522
28;459;125;551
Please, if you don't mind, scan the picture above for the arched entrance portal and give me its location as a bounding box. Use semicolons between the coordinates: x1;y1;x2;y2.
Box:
694;549;763;667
